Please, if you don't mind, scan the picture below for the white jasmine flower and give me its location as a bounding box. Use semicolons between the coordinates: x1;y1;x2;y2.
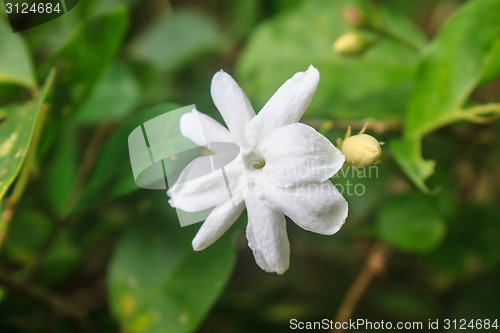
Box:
168;65;348;274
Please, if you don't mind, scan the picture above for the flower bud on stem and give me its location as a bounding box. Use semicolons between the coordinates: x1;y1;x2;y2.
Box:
338;123;383;168
342;6;367;28
333;32;367;57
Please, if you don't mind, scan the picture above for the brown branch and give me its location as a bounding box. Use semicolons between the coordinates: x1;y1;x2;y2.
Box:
331;243;389;333
63;123;114;215
303;119;402;134
0;200;14;246
0;269;86;319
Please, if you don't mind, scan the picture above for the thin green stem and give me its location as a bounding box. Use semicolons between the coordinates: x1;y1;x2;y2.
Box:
362;0;420;53
367;26;421;52
413;103;500;138
463;103;500;116
364;0;382;27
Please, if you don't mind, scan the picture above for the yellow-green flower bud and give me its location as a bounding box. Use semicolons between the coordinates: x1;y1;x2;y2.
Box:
341;134;381;166
342;7;366;28
333;32;366;56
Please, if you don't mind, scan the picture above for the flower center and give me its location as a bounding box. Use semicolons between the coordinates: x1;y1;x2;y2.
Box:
250;159;266;170
244;150;266;170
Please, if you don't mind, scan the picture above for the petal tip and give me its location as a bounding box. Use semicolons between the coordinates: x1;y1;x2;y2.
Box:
305;65;320;79
290;65;319;85
212;69;229;81
192;237;209;251
274;268;287;275
192;244;204;251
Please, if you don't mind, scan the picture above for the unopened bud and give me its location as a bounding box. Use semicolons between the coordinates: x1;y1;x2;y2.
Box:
342;7;366;28
333;32;366;56
341;134;381;166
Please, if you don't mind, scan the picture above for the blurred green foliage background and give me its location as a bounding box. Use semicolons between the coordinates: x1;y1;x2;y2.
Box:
1;0;500;332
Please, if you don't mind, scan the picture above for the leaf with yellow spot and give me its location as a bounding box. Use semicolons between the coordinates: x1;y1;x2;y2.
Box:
108;213;237;333
0;70;54;199
121;293;137;317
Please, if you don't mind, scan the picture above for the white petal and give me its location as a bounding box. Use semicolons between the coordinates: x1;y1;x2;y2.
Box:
246;65;320;146
192;202;245;251
259;123;345;187
255;179;348;235
180;109;232;147
211;71;256;145
168;154;247;212
245;193;290;274
168;160;230;212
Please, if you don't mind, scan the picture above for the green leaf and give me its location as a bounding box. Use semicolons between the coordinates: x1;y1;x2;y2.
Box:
377;194;446;253
236;0;425;120
391;138;435;193
20;5;81;52
481;42;500;84
44;125;78;213
74;103;180;212
75;62;140;124
0;20;36;90
108;214;236;333
0;70;54;200
405;0;500;137
47;8;128;106
394;0;500;191
128;10;222;71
